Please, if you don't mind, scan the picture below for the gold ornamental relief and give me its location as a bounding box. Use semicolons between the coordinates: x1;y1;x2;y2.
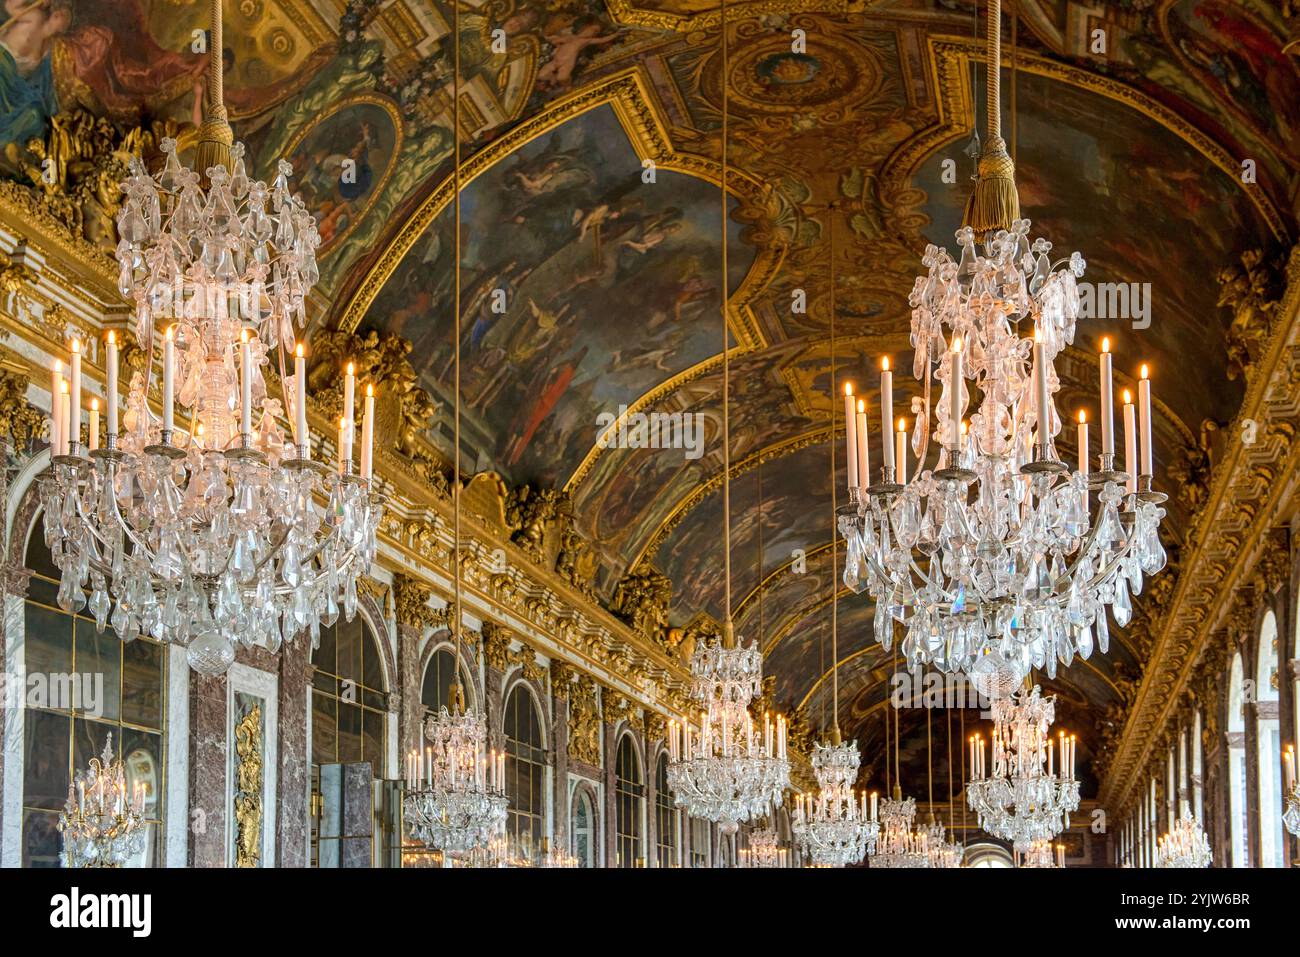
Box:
234;702;264;869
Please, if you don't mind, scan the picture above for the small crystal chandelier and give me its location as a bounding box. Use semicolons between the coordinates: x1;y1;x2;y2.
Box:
792;739;880;867
967;684;1080;844
403;689;508;857
540;838;579;869
738;821;791;868
837;0;1165;699
665;0;789;834
58;734;147;868
869;787;930;868
924;817;964;869
1156;799;1212;869
1016;838;1064;868
401;2;506;860
1284;745;1299;837
39;1;379;676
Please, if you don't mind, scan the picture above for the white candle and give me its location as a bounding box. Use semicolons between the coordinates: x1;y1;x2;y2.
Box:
1033;329;1050;448
1285;746;1295;791
1099;338;1114;457
1122;391;1136;494
88;398;99;452
880;358;894;470
360;384;375;481
1076;411;1088;476
342;361;355;465
870;791;878;822
57;381;70;457
239;329;253;437
50;360;62;455
69;339;82;452
1138;364;1153;476
337;417;347;475
843;382;858;489
105;331;119;440
162;326;175;436
855;400;870;488
949;338;963;449
294;343;308;456
895;418;907;484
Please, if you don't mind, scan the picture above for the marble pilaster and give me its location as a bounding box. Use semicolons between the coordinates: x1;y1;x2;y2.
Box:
188;672;227;867
550;689;570;854
277;635;311;867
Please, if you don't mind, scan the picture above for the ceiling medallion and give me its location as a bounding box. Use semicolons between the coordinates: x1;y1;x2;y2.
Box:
39;1;380;676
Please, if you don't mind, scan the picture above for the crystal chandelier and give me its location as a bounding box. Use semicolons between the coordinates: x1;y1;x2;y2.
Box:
1285;745;1299;838
665;0;789;834
540;839;579;869
1156;800;1212;869
967;684;1079;844
1016;838;1064;868
792;739;880;867
837;0;1166;699
924;816;964;869
401;1;506;859
38;2;379;676
869;787;930;868
58;734;147;868
738;821;791;868
403;696;508;857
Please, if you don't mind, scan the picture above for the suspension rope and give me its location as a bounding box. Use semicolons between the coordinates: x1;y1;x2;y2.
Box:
451;0;464;704
720;0;733;639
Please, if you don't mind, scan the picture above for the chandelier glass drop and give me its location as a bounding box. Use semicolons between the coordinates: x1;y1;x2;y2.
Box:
38;4;379;677
836;0;1165;700
1284;745;1299;837
1156;800;1212;869
792;739;879;867
58;734;147;868
967;685;1079;844
869;788;931;868
1016;838;1063;868
403;699;508;857
666;641;789;834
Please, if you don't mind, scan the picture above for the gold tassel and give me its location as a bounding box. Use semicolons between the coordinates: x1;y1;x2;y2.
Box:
963;134;1020;240
193;109;233;181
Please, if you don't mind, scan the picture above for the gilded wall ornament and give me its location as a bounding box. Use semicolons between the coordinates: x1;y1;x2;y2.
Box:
505;484;566;566
568;676;603;766
234;703;264;869
610;563;673;645
1218;248;1285;381
392;573;441;630
0;366;46;454
482;622;514;671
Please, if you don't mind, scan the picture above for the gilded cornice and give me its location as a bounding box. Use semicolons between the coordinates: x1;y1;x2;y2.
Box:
1101;245;1300;812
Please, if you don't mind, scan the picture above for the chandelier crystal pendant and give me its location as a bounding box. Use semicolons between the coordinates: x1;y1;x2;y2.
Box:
38;2;379;676
967;684;1080;844
792;738;880;867
58;734;148;868
1015;838;1064;868
869;787;931;868
403;697;508;857
1156;799;1213;869
665;0;789;833
836;0;1165;699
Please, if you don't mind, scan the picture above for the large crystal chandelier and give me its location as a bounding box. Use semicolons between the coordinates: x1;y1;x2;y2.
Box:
1016;838;1063;868
1156;799;1212;869
39;2;379;676
665;0;789;834
792;739;880;867
837;0;1165;699
869;787;930;868
403;696;507;857
401;0;506;859
58;734;147;868
967;684;1079;844
1285;745;1299;837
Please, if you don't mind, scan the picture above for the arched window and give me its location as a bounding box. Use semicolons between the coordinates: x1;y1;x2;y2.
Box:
19;525;166;867
1228;651;1248;867
615;734;643;868
311;616;388;770
655;753;676;867
420;645;473;714
571;789;597;868
965;842;1014;868
503;684;545;863
1256;610;1283;867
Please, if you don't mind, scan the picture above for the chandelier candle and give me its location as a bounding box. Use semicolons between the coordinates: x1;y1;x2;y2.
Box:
360;385;375;482
1138;365;1153;476
57;381;69;457
896;419;907;484
162;326;175;437
856;400;869;488
293;344;308;454
881;358;894;472
49;360;62;455
1100;338;1114;457
88;399;99;452
239;330;253;438
69;339;82;451
342;362;355;466
105;332;118;440
949;337;963;450
1123;390;1137;495
844;383;858;489
1033;330;1049;449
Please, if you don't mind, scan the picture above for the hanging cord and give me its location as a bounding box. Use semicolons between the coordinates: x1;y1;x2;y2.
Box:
1011;0;1018;166
720;0;735;647
960;707;968;841
195;0;233;173
892;649;900;796
947;702;955;834
963;0;1020;239
828;208;840;743
450;0;465;711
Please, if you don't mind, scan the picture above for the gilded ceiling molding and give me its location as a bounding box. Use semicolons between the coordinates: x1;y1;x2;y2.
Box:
879;37;1290;248
334;66;782;351
1100;246;1300;812
604;0;863;32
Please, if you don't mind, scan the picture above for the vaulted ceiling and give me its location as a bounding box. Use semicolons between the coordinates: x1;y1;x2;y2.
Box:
52;0;1294;800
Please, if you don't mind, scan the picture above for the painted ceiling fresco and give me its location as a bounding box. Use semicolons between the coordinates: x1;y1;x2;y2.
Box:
5;0;1295;802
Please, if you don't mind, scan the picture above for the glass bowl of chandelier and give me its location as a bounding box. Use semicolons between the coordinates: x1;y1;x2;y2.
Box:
39;140;381;676
839;221;1167;698
967;685;1080;845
